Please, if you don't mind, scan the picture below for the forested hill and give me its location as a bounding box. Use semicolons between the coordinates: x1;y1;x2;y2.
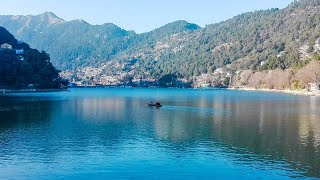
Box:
0;0;320;89
0;26;67;89
0;12;200;70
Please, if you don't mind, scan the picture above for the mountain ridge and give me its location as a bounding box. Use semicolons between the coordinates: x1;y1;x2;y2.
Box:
0;13;200;70
0;0;319;89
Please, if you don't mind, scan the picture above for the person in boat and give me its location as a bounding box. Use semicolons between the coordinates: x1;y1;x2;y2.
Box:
155;102;161;106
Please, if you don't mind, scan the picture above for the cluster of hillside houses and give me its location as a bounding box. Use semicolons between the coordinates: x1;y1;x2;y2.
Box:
1;42;320;93
0;42;24;61
309;83;320;93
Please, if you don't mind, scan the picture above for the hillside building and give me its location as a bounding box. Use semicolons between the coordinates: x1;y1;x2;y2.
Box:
16;49;24;55
309;83;320;92
1;43;12;49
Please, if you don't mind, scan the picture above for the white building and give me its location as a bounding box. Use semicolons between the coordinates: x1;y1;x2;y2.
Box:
16;49;24;55
1;43;12;49
309;83;320;92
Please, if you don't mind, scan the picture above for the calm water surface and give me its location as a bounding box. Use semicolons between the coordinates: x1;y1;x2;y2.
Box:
0;88;319;179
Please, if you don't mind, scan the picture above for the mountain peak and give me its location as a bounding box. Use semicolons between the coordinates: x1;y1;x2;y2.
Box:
38;12;64;25
162;20;201;31
70;19;90;25
41;12;59;18
146;20;200;37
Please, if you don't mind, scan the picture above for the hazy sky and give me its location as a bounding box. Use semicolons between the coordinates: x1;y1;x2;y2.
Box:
0;0;294;33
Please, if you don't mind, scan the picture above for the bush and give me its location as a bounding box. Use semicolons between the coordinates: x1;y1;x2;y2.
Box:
291;81;303;91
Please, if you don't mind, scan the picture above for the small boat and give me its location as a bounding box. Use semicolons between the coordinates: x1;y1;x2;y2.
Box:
148;102;163;107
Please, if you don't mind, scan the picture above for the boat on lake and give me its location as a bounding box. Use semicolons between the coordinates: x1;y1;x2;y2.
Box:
148;102;162;107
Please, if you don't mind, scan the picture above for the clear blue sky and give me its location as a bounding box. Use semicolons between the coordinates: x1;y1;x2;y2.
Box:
0;0;294;33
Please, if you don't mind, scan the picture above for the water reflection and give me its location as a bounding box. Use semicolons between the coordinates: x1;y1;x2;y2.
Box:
0;89;319;178
151;92;320;177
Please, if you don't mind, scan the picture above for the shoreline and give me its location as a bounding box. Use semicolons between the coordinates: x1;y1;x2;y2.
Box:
71;86;320;96
0;88;69;94
228;87;320;96
1;87;318;97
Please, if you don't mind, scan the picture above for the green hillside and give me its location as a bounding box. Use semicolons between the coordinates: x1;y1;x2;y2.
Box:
0;0;319;88
0;26;66;89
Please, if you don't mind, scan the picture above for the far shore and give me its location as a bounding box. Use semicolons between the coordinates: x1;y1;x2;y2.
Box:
228;87;320;96
2;86;318;97
0;88;69;94
70;86;320;96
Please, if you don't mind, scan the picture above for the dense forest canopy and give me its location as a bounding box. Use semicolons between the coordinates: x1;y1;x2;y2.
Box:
0;26;67;89
0;0;319;88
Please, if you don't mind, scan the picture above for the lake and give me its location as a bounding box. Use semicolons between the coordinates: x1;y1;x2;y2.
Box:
0;88;319;179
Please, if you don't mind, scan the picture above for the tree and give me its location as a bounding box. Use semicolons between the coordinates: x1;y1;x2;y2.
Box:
312;53;320;61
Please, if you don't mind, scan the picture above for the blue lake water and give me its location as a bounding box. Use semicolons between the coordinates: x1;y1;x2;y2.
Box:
0;88;319;179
